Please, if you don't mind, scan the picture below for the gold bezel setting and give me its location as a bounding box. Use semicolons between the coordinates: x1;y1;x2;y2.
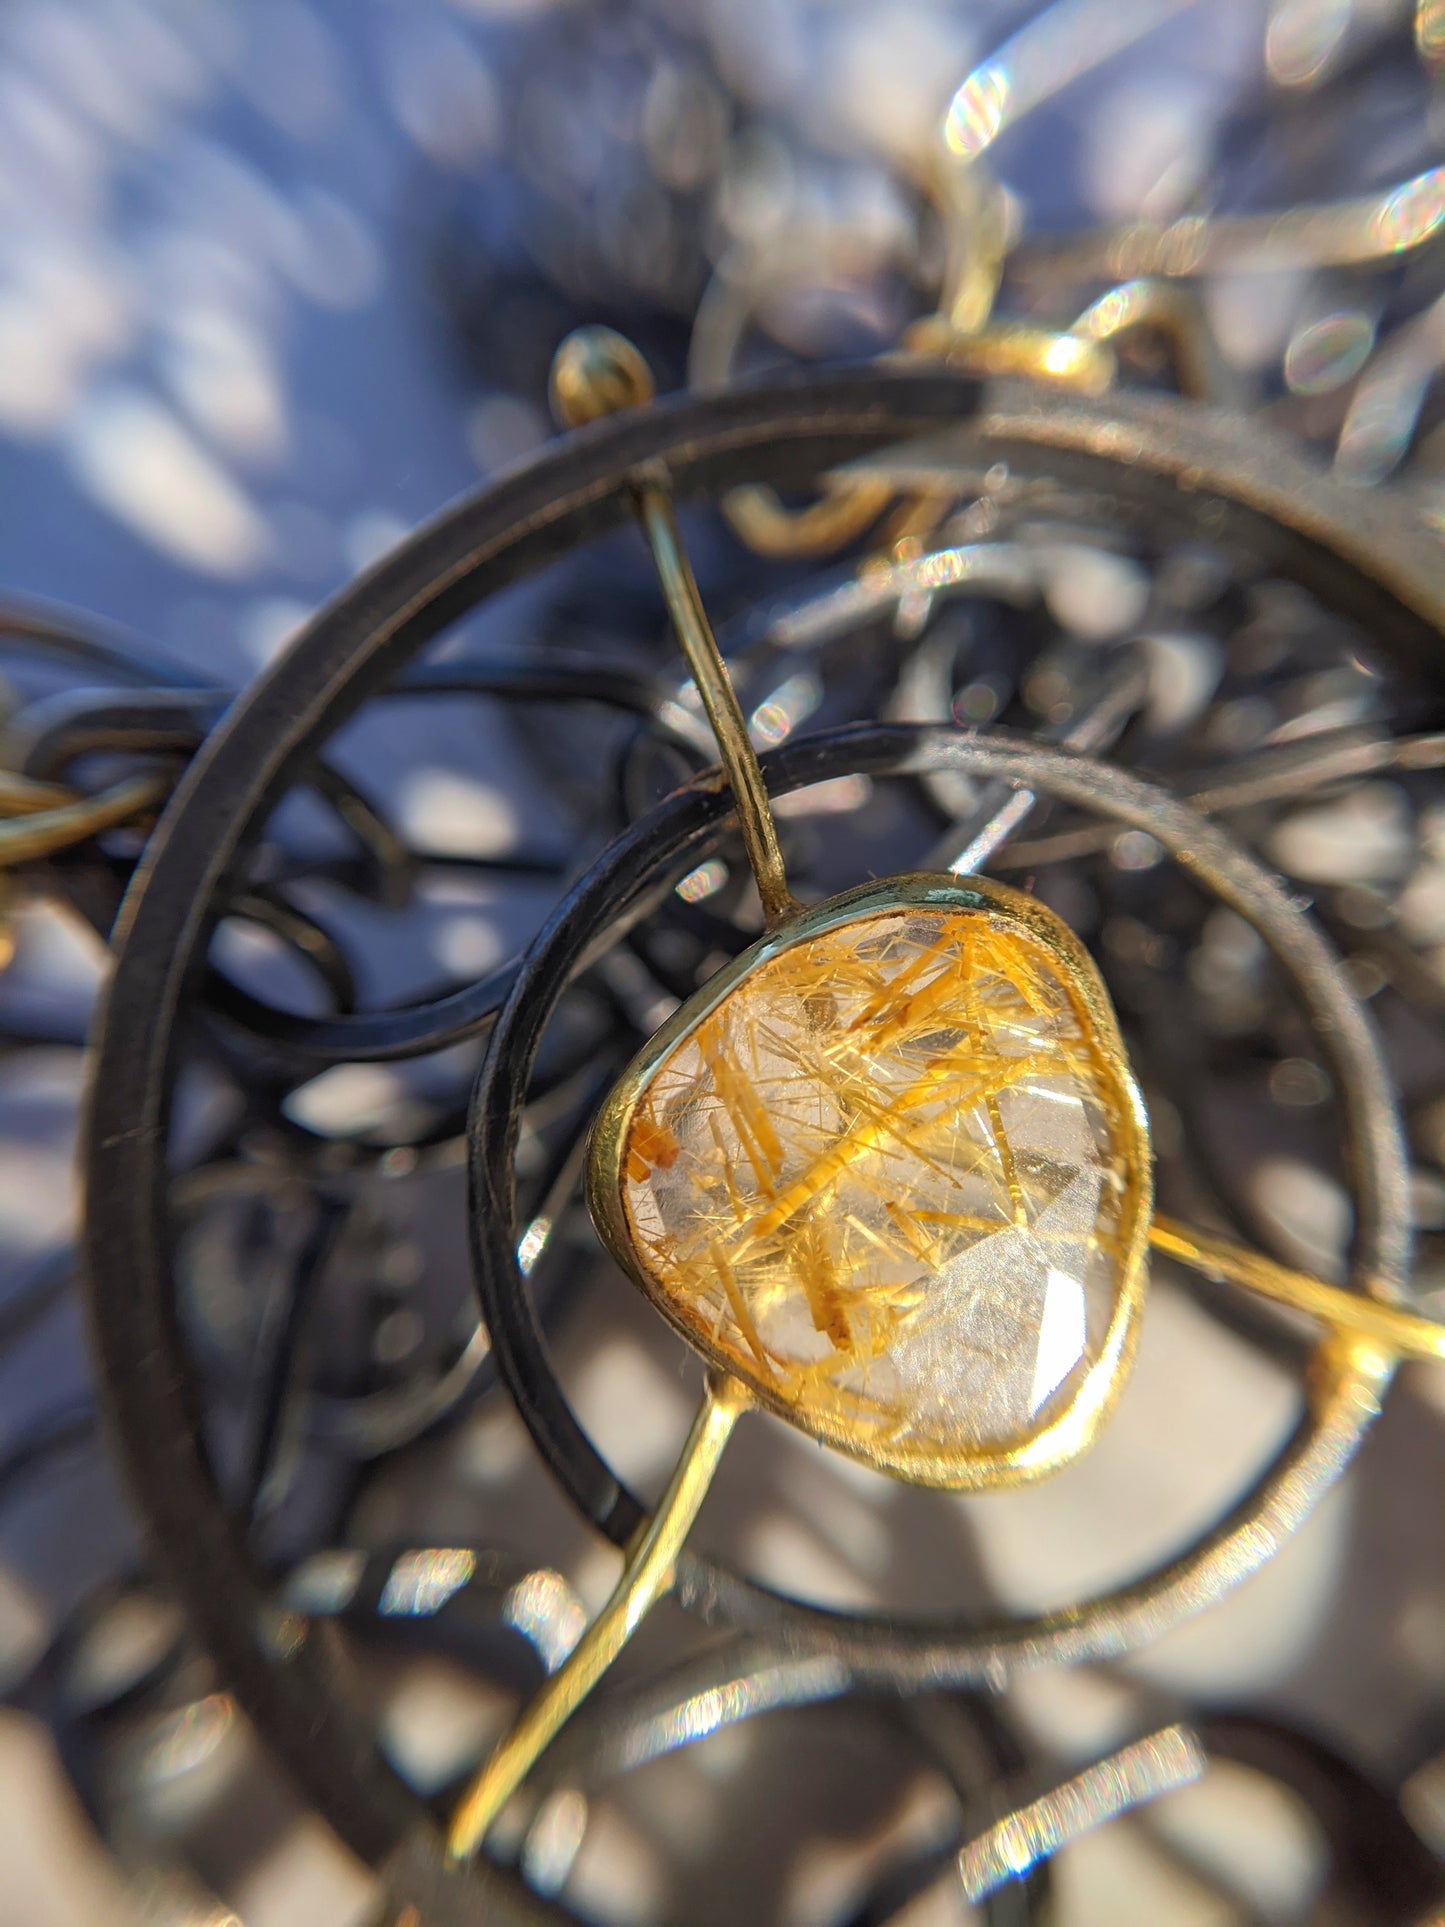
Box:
588;871;1154;1492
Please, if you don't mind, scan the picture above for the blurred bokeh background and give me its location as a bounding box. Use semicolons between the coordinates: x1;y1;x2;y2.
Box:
2;2;1445;1923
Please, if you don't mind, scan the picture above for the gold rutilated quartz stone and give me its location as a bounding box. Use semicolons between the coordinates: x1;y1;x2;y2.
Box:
589;877;1152;1489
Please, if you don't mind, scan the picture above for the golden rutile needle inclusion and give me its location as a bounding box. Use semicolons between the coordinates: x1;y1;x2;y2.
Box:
592;882;1151;1486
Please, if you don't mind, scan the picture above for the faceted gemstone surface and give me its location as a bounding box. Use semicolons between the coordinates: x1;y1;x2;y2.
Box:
617;904;1141;1477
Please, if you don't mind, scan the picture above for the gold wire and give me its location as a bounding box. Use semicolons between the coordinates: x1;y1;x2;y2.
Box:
549;326;1440;1395
932;143;1010;340
547;327;797;925
1010;164;1445;284
0;772;167;868
718;478;895;561
1151;1216;1445;1364
634;483;796;926
0;758;166;985
695;20;1145;559
0;770;83;816
717;280;1116;560
697;1;1309;560
686;51;1121;564
446;1372;752;1862
1069;278;1222;402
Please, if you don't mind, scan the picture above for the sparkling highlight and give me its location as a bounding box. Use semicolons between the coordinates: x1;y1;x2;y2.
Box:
378;1548;476;1617
958;1724;1207;1899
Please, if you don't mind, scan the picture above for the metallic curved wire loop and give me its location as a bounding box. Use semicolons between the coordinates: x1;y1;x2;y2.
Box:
931;133;1009;341
0;595;213;690
712;472;896;561
940;0;1219;362
8;655;665;790
0;673;174;952
1069;278;1227;402
503;1643;1440;1925
0;772;166;867
839;384;1445;680
991;728;1445;871
1197;1716;1445;1926
183;1070;598;1465
686;245;898;556
164;660;699;1060
689;0;1210;558
0;769;82;815
222;888;358;1014
690;4;1443;561
513;1639;1046;1927
8;689;229;783
84;379;962;1883
957;1713;1445;1924
27;1575;185;1728
0;661;661;1062
899;317;1116;394
79;367;1434;1888
466;722;1407;1675
1150;1218;1445;1362
382;1633;1044;1923
450;582;1434;1849
159;377;1445;1073
693;303;1114;559
1010;163;1445;284
201;955;525;1067
1334;286;1445;486
957;1721;1207;1903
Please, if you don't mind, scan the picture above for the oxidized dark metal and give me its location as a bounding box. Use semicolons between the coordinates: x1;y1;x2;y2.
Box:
81;366;993;1880
77;365;1439;1904
467;723;1408;1656
1200;1717;1445;1927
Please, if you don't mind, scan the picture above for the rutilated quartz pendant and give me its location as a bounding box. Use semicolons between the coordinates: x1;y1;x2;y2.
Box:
588;875;1152;1489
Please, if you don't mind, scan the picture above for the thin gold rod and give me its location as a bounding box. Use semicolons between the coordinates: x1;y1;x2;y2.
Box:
634;482;796;926
1150;1216;1445;1364
932;147;1008;339
0;773;166;867
0;771;80;816
719;476;893;560
902;315;1116;397
1070;279;1221;403
447;1372;752;1863
549;325;797;927
957;1723;1207;1903
1010;164;1445;283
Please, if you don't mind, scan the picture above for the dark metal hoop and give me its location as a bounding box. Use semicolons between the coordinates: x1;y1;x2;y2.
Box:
80;365;992;1878
81;366;1432;1888
468;722;1408;1670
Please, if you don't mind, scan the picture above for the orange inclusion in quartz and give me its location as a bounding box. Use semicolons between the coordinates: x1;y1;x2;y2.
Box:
618;906;1142;1475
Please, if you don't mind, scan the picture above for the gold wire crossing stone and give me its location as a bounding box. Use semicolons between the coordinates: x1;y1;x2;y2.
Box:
590;880;1152;1488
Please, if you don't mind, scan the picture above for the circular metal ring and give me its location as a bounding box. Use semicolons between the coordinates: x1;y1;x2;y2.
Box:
80;365;991;1876
468;721;1408;1679
81;366;1434;1881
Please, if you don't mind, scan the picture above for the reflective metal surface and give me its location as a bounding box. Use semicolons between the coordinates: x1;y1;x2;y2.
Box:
4;4;1445;1923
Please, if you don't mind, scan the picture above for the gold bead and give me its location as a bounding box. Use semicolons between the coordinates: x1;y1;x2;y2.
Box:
548;325;656;430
